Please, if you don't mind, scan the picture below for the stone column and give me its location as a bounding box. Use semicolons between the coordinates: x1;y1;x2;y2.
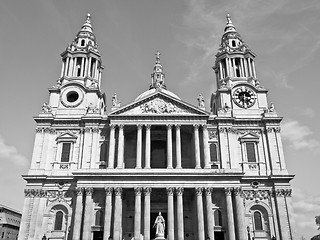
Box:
88;57;92;76
226;58;230;77
176;187;184;240
234;188;246;240
202;125;211;169
18;190;34;240
136;125;142;169
219;61;223;79
275;189;291;240
108;124;116;169
83;188;94;240
28;189;41;239
193;125;201;169
134;187;142;240
232;58;236;77
81;57;85;77
145;125;151;169
167;124;173;168
167;187;175;240
91;127;100;168
64;57;70;76
175;125;182;169
144;187;152;240
104;187;113;240
113;187;123;240
225;188;236;240
195;187;205;240
73;188;84;240
252;60;256;78
205;187;214;240
117;124;124;168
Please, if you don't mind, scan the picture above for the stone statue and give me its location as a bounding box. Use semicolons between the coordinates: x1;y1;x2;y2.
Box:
41;102;51;113
311;216;320;240
197;94;205;108
269;103;275;112
112;93;121;108
153;212;165;238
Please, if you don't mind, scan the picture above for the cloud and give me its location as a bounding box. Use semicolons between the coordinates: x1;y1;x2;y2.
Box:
281;119;320;152
292;187;320;238
0;135;28;166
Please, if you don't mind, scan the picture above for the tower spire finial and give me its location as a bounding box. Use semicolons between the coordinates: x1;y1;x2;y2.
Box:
150;51;166;90
155;51;161;64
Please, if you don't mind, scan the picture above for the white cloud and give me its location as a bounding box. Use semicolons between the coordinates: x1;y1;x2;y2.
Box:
281;119;320;152
0;135;28;166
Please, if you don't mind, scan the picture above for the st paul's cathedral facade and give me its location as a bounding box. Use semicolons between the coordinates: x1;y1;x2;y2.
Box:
18;14;296;240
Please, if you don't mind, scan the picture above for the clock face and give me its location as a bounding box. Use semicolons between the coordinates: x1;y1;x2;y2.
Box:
232;86;256;108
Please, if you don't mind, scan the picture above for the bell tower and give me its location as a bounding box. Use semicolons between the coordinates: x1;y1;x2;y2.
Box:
48;13;106;117
211;14;270;117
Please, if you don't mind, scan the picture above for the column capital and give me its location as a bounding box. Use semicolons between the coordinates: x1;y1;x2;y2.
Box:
166;187;175;196
85;187;94;196
234;187;243;197
175;124;181;129
109;124;116;129
134;187;143;195
225;187;233;196
176;187;184;196
114;187;122;196
143;187;152;196
195;187;203;196
118;124;124;129
76;187;84;196
201;124;208;130
193;124;199;129
145;124;151;130
166;124;172;129
105;187;113;195
137;124;143;130
205;187;213;196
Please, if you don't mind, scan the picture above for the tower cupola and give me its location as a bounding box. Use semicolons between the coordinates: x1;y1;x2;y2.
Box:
58;13;103;90
213;14;259;89
150;51;166;90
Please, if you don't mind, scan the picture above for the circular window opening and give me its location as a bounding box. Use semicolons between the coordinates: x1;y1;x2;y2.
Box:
67;91;79;103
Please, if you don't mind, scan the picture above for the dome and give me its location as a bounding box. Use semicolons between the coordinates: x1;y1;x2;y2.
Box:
135;88;180;101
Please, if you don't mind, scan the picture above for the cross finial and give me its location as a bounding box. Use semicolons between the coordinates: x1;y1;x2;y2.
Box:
155;51;161;64
86;13;91;23
226;13;232;24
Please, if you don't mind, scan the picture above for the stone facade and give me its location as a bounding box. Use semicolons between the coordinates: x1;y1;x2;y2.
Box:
18;14;296;240
0;204;22;240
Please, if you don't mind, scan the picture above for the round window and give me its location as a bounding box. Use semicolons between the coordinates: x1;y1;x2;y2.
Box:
67;91;79;103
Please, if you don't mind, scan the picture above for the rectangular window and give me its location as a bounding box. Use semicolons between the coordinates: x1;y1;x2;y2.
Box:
61;143;71;162
246;142;256;162
210;143;218;162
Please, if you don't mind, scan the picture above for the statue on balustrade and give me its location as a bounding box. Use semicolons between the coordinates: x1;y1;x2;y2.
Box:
153;212;165;239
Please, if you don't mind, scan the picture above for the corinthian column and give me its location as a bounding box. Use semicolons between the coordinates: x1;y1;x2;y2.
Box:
117;125;124;168
225;188;236;240
234;188;246;240
136;125;142;169
205;187;214;240
202;125;211;169
167;125;173;168
167;187;175;240
194;125;201;169
176;187;184;240
104;187;113;240
144;187;152;240
113;187;123;240
83;188;94;240
134;187;142;240
195;187;205;240
175;125;182;169
145;125;151;169
73;188;84;240
108;124;116;169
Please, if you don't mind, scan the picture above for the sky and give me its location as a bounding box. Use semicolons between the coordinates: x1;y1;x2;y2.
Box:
0;0;319;238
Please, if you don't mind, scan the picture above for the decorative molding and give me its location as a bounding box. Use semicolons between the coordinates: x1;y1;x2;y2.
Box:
234;187;243;197
242;190;269;201
224;187;233;196
274;189;292;197
139;98;188;114
76;187;84;196
85;187;94;196
114;187;122;196
208;129;218;139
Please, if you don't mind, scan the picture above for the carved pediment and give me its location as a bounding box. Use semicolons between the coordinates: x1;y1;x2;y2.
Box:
110;92;208;116
56;131;78;142
239;132;259;142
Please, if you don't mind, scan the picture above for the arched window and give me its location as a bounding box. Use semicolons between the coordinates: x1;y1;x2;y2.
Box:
95;210;103;226
253;211;263;230
54;211;63;230
214;209;222;226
